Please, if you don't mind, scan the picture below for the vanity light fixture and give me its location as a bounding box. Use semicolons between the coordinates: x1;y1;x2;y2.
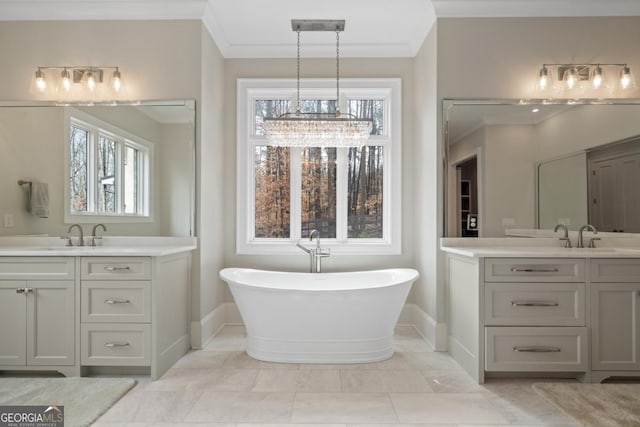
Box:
32;65;124;97
263;20;373;147
535;63;636;97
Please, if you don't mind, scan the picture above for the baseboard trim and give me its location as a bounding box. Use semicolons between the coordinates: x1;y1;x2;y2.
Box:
191;303;228;349
409;304;447;351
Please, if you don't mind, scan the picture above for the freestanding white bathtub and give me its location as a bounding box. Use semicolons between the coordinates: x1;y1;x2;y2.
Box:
219;268;419;364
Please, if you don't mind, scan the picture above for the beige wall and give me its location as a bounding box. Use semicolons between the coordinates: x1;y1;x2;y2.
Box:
195;25;226;332
222;57;416;296
437;17;640;100
413;23;442;347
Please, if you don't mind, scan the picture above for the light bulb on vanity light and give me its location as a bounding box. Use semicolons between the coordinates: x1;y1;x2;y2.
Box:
61;68;71;92
35;68;46;92
86;70;96;92
620;66;632;90
111;68;121;92
537;66;551;91
591;65;603;90
564;67;579;90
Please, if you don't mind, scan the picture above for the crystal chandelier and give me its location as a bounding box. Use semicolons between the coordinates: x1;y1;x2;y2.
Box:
264;20;373;147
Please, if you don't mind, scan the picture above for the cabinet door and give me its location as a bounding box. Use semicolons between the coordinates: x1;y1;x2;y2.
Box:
0;281;27;365
591;283;640;371
26;281;75;366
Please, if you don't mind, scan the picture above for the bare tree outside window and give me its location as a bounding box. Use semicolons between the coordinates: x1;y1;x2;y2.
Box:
69;125;88;213
301;147;337;238
349;99;384;135
97;135;117;213
255;100;291;136
348;146;384;238
255;146;290;237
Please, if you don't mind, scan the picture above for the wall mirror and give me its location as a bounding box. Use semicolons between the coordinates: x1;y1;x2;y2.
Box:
0;100;195;237
443;99;640;237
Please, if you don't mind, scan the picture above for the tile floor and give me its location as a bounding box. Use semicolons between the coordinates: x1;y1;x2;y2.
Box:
93;325;577;426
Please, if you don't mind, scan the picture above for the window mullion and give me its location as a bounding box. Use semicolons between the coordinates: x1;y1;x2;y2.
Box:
117;139;123;214
336;147;348;242
248;143;257;241
290;147;302;241
88;131;96;213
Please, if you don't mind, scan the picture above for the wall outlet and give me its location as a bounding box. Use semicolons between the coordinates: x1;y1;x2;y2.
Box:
3;214;14;228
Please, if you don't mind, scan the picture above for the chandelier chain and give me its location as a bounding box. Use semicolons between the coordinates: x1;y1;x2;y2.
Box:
296;28;301;114
336;28;340;114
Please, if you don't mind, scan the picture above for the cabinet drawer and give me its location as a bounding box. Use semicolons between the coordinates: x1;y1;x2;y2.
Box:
485;327;588;372
81;281;151;323
0;257;74;280
591;259;640;283
484;259;585;282
485;283;585;326
81;324;150;366
81;257;151;281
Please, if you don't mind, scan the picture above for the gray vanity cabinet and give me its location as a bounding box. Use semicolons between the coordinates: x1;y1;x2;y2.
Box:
0;258;76;372
483;258;588;374
591;259;640;375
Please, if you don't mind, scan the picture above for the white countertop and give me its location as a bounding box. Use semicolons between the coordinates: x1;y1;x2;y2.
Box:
0;236;197;257
440;237;640;259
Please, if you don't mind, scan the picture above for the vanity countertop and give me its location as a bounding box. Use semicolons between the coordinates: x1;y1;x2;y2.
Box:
440;237;640;259
0;236;197;257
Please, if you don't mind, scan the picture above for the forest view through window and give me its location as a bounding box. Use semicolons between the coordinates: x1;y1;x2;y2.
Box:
68;111;150;218
239;79;400;254
254;100;384;239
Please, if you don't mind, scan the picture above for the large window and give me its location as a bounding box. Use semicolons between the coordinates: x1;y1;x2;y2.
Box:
65;109;151;222
238;79;401;254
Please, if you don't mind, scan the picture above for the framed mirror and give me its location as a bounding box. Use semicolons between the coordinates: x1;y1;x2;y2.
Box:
443;99;640;237
0;100;195;237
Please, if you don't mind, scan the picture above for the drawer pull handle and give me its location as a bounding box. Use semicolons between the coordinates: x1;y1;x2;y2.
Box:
511;301;559;307
15;288;33;294
513;346;561;353
104;299;131;305
510;268;560;273
104;266;131;272
104;341;130;348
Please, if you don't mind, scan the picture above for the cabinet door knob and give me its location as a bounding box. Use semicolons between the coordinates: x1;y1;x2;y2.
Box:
104;266;132;272
104;341;130;348
15;288;25;294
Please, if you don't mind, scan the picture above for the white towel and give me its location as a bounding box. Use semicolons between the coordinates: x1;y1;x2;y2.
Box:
29;182;49;218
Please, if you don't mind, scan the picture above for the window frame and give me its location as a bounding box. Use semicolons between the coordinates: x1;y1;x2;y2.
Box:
237;78;402;255
64;107;153;224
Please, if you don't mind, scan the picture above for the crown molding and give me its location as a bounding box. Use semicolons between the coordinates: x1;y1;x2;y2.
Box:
0;0;208;21
431;0;640;17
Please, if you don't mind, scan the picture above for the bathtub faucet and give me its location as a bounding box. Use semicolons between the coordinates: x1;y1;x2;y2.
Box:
296;229;331;273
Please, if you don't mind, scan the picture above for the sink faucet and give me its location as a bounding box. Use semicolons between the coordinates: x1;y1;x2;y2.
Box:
67;224;84;247
89;224;107;247
296;229;331;273
577;224;597;248
554;224;571;248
